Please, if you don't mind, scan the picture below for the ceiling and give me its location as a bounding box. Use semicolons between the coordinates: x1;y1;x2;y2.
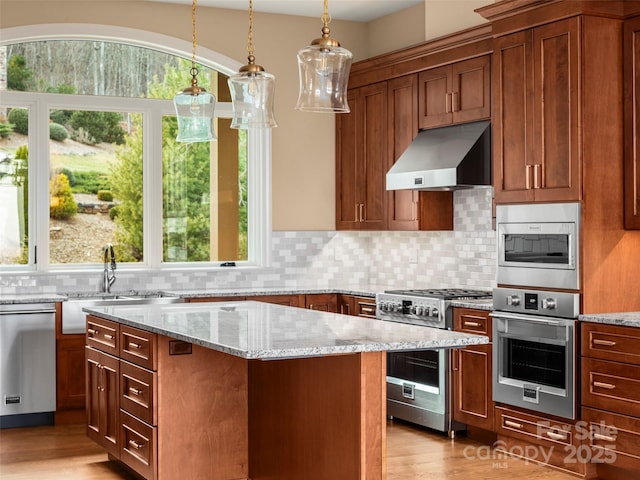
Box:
148;0;425;22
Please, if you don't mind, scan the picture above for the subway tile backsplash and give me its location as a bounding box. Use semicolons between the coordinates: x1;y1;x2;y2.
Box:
0;189;496;294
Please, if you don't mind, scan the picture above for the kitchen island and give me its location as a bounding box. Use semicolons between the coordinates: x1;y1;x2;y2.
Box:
83;300;488;480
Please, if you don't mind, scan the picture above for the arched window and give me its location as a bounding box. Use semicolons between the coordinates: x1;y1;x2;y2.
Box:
0;26;271;273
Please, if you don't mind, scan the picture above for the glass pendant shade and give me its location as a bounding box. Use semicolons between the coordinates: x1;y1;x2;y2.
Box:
296;44;352;113
173;90;217;142
228;70;277;129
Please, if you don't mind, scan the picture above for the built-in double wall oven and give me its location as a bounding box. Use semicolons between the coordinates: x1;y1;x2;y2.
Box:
493;202;581;420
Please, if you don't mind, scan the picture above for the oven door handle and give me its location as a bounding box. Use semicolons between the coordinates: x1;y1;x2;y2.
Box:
490;311;566;326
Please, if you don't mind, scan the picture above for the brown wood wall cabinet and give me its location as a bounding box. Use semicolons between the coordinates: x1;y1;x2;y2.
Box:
451;308;494;432
336;82;388;230
581;322;640;480
625;16;640;229
337;25;494;232
480;0;640;314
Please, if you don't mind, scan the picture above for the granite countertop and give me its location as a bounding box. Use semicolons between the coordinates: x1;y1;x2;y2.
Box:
0;293;67;304
84;300;489;360
164;287;378;299
579;312;640;328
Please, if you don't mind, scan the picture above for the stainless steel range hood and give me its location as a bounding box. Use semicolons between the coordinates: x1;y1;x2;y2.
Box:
386;120;491;191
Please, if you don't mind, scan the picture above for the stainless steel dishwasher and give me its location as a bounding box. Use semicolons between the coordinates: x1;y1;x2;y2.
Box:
0;302;56;428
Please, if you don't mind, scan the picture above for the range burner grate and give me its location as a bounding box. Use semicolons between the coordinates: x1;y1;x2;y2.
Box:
384;288;492;300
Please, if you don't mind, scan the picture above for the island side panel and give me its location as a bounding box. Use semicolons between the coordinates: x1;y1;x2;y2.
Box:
248;351;386;480
156;336;249;480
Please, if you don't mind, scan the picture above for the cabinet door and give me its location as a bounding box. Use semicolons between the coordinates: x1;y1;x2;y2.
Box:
451;56;491;124
336;88;361;229
418;65;452;129
305;293;338;312
57;335;86;411
452;345;493;431
86;347;120;458
359;82;388;230
388;75;419;230
253;294;303;308
625;17;640;229
493;30;535;203
532;17;580;202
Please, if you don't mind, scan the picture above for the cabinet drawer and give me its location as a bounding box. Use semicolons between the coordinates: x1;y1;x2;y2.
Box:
454;308;491;338
86;315;119;356
496;406;574;448
495;406;585;475
120;410;157;480
581;323;640;365
353;297;376;318
120;361;156;426
581;357;640;417
120;325;156;370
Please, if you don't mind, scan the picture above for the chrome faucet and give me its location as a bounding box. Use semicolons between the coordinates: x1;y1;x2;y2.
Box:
101;243;116;293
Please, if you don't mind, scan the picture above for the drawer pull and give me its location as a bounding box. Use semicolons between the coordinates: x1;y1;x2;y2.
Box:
129;439;144;450
593;433;616;442
361;307;375;314
88;328;97;335
464;321;481;328
128;342;141;349
128;387;142;396
504;420;523;430
592;339;616;347
546;431;567;441
593;381;616;390
103;334;114;340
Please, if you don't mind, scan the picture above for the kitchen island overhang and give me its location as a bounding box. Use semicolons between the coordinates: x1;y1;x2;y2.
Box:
83;300;488;480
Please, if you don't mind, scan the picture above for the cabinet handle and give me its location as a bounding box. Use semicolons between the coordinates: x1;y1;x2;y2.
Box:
593;381;616;390
359;203;364;222
103;334;114;340
445;92;452;113
128;387;142;396
593;433;616;442
361;306;375;314
340;304;350;315
525;165;533;189
546;431;567;441
452;350;459;371
533;164;541;189
355;204;359;222
593;339;616;347
129;440;144;450
88;328;97;335
464;321;481;328
128;342;141;349
452;91;458;112
504;420;523;430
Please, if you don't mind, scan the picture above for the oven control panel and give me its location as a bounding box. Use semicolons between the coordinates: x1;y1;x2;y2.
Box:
493;287;580;318
375;293;447;329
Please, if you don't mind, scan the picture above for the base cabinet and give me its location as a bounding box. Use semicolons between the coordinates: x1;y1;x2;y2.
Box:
581;322;640;479
452;308;494;432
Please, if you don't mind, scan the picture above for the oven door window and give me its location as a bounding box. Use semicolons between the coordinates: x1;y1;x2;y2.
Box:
505;338;566;389
503;233;569;265
387;350;440;389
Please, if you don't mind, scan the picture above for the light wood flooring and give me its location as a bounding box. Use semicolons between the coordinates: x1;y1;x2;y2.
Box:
0;420;580;479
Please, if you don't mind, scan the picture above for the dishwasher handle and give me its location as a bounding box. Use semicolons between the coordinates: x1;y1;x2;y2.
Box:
0;303;57;315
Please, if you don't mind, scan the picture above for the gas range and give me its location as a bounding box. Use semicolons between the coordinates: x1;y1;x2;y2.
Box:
376;288;492;329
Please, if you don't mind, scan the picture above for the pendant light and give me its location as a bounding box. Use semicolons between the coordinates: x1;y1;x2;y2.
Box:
295;0;353;113
173;0;216;142
228;0;277;129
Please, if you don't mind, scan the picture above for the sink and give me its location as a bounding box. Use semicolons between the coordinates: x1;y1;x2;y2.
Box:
62;293;183;334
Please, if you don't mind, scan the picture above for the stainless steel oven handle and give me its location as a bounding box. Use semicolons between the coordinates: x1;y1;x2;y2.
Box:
490;311;564;326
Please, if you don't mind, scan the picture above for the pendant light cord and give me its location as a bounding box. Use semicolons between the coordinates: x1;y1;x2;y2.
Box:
190;0;199;81
247;0;254;60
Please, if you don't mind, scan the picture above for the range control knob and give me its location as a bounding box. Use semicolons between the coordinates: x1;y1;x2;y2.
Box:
431;307;439;317
422;306;430;316
542;298;557;310
506;295;521;307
